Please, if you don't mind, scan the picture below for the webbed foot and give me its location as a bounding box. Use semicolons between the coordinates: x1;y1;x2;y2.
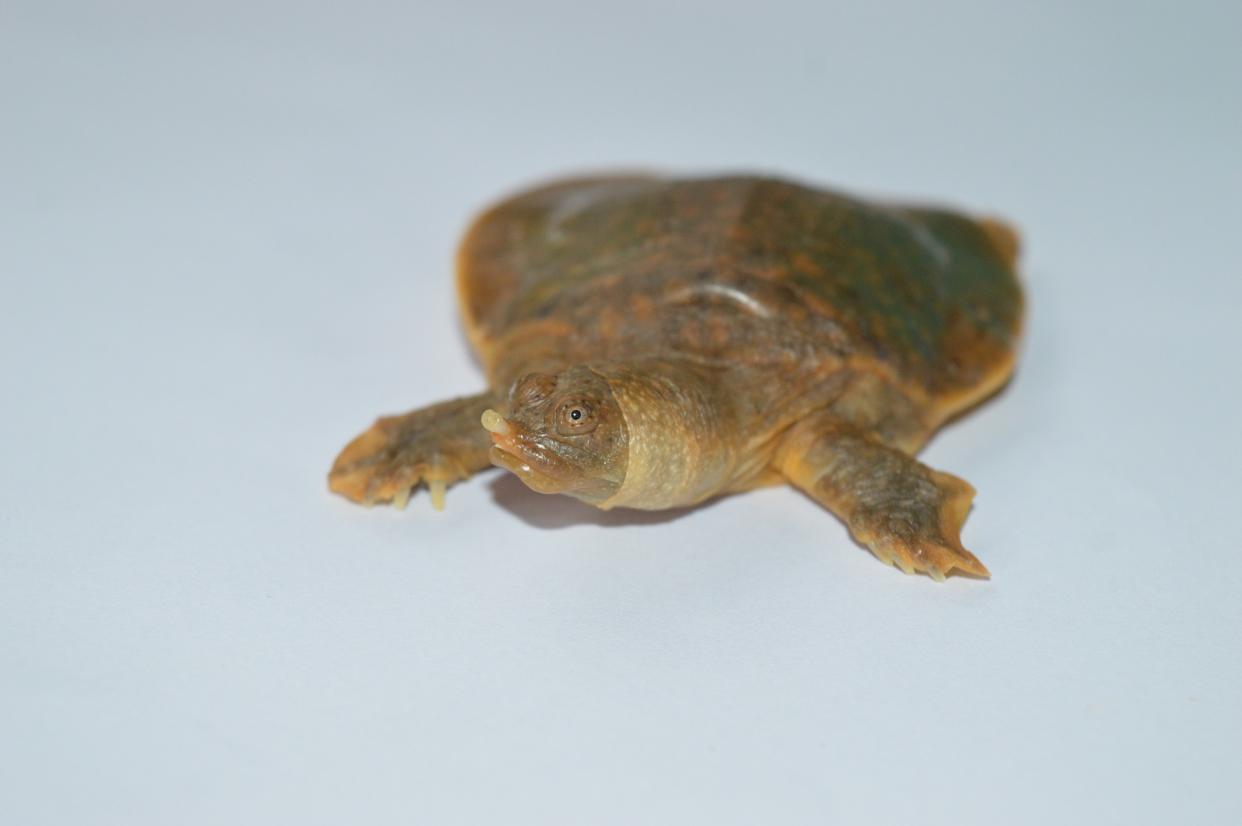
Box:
778;416;991;581
849;470;989;580
328;393;495;510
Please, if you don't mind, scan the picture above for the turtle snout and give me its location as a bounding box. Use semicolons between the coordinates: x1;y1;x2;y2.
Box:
482;412;572;494
481;408;511;437
480;410;540;467
481;408;525;457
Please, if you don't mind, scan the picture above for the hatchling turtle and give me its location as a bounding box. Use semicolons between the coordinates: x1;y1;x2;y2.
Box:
329;174;1023;580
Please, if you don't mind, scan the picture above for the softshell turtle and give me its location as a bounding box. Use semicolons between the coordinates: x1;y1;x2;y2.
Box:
329;174;1023;580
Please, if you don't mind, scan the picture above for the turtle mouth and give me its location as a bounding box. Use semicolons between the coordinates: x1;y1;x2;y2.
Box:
483;411;573;495
488;443;571;494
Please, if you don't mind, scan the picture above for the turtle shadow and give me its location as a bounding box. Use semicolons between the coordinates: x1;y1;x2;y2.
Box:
487;473;722;530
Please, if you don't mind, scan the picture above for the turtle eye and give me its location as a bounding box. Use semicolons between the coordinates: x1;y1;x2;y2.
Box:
555;400;597;435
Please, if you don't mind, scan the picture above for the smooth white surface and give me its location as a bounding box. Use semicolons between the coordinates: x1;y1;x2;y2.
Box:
3;2;1240;824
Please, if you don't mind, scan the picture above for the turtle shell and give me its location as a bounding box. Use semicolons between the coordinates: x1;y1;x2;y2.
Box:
457;175;1022;412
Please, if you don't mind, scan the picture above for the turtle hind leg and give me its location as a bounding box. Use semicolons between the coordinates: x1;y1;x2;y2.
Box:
776;414;989;581
329;391;497;510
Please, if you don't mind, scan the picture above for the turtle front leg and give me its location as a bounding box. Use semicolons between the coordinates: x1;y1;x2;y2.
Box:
328;392;497;510
776;414;989;580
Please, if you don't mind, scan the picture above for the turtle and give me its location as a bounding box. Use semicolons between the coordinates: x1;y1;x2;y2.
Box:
328;174;1024;580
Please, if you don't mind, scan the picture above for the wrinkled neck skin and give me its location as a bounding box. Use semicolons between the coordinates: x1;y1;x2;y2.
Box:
592;359;744;510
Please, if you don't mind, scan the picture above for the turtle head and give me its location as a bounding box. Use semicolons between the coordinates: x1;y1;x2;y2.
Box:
482;366;630;506
483;360;735;510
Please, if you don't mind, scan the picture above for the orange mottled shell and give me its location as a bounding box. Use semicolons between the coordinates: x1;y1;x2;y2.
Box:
457;175;1022;409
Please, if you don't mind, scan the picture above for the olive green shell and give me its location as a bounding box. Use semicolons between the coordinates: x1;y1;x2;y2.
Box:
458;175;1022;407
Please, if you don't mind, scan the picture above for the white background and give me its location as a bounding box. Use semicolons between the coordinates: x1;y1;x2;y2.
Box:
3;1;1239;824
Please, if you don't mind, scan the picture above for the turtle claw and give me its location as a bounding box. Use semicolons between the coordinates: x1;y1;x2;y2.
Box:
854;521;988;578
428;479;447;511
858;533;989;581
870;538;990;581
392;486;412;510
